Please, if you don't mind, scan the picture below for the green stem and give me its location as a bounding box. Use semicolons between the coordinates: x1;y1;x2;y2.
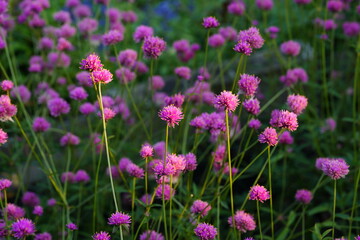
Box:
257;201;263;240
232;55;243;92
131;178;136;239
302;205;305;240
268;146;274;240
332;180;337;239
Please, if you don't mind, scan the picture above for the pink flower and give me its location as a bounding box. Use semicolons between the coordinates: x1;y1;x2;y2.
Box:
280;40;301;56
194;223;217;240
80;53;103;72
92;68;113;84
287;94;308;115
295;189;313;204
269;110;298;131
191;200;212;217
142;36;166;59
214;91;240;112
243;98;260;115
140;144;154;158
158;105;184;127
108;212;131;226
0;129;8;145
238;74;261;97
258;127;278;146
228;210;256;232
155;184;175;200
249;185;270;203
202;17;220;29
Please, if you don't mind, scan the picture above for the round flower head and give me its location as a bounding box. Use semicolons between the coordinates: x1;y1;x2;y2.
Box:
47;98;70;117
194;223;217;240
61;172;76;183
133;25;154;43
208;34;225;48
92;68;113;84
248;119;261;130
142;36;166;59
35;232;52;240
279;131;294;145
155;184;175;200
234;40;252;55
249;184;270;203
174;66;191;80
92;231;111;240
294;0;311;4
343;22;360;37
0;95;17;121
228;210;256;232
118;49;137;68
66;223;78;231
258;127;278;146
1;80;13;91
191;200;212;217
60;132;80;146
184;152;198;171
115;67;136;84
47;198;56;207
238;27;264;49
32;117;51;132
227;1;246;16
266;26;280;39
11;218;36;239
22;191;40;207
270;110;298;131
158;105;184;127
0;129;8;145
280;40;301;56
32;205;43;216
287;94;308;115
139;230;164;240
214;91;240;112
126;163;145;178
256;0;273;10
80;53;103;72
219;27;237;41
69;87;88;101
98;108;116;121
295;189;313;204
321;158;350;180
238;74;261;97
0;178;12;190
108;212;131;226
202;17;220;29
140;144;154;158
79;102;95;115
75;170;90;183
243;98;260;115
102;30;124;45
327;0;343;12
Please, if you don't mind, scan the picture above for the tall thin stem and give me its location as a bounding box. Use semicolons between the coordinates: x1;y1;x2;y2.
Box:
225;110;235;234
332;180;337;240
268;146;274;240
257;201;263;240
302;205;305;240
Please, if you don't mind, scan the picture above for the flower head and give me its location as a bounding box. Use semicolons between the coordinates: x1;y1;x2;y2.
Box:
158;105;184;127
258;127;278;146
66;223;78;231
80;53;103;72
214;91;239;112
1;80;13;91
191;200;212;217
280;40;301;56
47;98;70;117
155;184;175;200
22;191;40;207
103;30;124;45
238;27;264;49
140;144;154;158
34;232;52;240
32;205;43;216
228;210;256;232
11;218;36;239
92;231;111;240
248;119;261;130
202;17;220;29
318;158;350;180
194;223;217;240
0;95;17;121
60;133;80;146
238;74;261;97
249;185;270;203
92;68;113;84
108;212;131;226
0;179;11;190
133;25;154;43
295;189;313;204
269;110;298;131
243;98;260;115
33;117;51;132
139;230;164;240
287;94;308;115
142;36;166;59
256;0;274;10
75;170;90;183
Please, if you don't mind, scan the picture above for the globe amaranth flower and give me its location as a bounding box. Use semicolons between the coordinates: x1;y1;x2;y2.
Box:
256;0;273;10
60;132;80;146
33;205;43;216
118;49;137;68
0;94;17;121
294;0;311;4
164;93;185;108
194;223;217;240
327;0;343;12
92;68;113;84
258;127;278;146
139;230;164;240
11;218;36;239
0;178;12;190
214;90;239;112
33;117;51;132
269;109;298;131
219;27;237;41
142;36;166;59
343;22;360;37
227;1;246;16
1;80;13;91
295;189;313;204
183;152;197;171
158;105;184;127
279;131;294;145
174;66;191;80
248;119;261;130
191;200;212;217
155;184;175;200
115;67;136;84
69;87;88;101
4;203;25;220
102;30;123;45
34;232;52;240
79;102;95;115
228;210;256;232
202;17;220;29
22;191;40;207
243;98;260;115
80;53;103;72
140;144;154;158
208;34;225;48
249;185;270;203
126;163;145;178
234;27;264;55
287;94;308;115
92;231;111;240
75;170;91;183
108;212;131;226
133;25;154;43
280;40;301;56
238;74;261;97
66;223;78;230
317;158;350;180
0;129;8;145
98;107;116;121
47;98;70;117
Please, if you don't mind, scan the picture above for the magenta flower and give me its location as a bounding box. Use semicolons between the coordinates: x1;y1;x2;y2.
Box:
155;184;175;200
191;200;212;217
184;152;198;171
233;41;252;55
66;223;78;231
0;129;8;145
47;98;70;117
266;26;280;39
343;22;360;37
0;94;17;121
158;105;184;127
214;90;240;112
238;27;264;49
102;30;124;45
0;80;13;91
126;163;145;178
108;212;131;226
258;127;278;146
227;1;246;16
295;189;313;204
208;34;225;48
32;205;43;216
228;210;256;232
280;40;301;56
248;119;261;130
256;0;273;10
32;117;51;132
202;17;220;29
80;53;103;72
115;67;136;84
34;232;52;240
194;223;217;240
60;132;80;146
142;36;166;59
4;203;25;220
287;94;308;115
164;93;185;108
79;103;95;115
269;110;298;131
327;0;343;12
98;108;116;121
238;74;261;97
22;191;40;207
318;158;350;180
249;184;270;203
0;179;12;190
118;49;137;68
11;218;36;239
279;131;294;145
294;0;311;4
243;98;260;115
174;66;191;80
92;231;111;240
219;27;237;41
140;144;154;158
92;68;113;84
133;25;154;43
139;230;164;240
75;170;91;183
